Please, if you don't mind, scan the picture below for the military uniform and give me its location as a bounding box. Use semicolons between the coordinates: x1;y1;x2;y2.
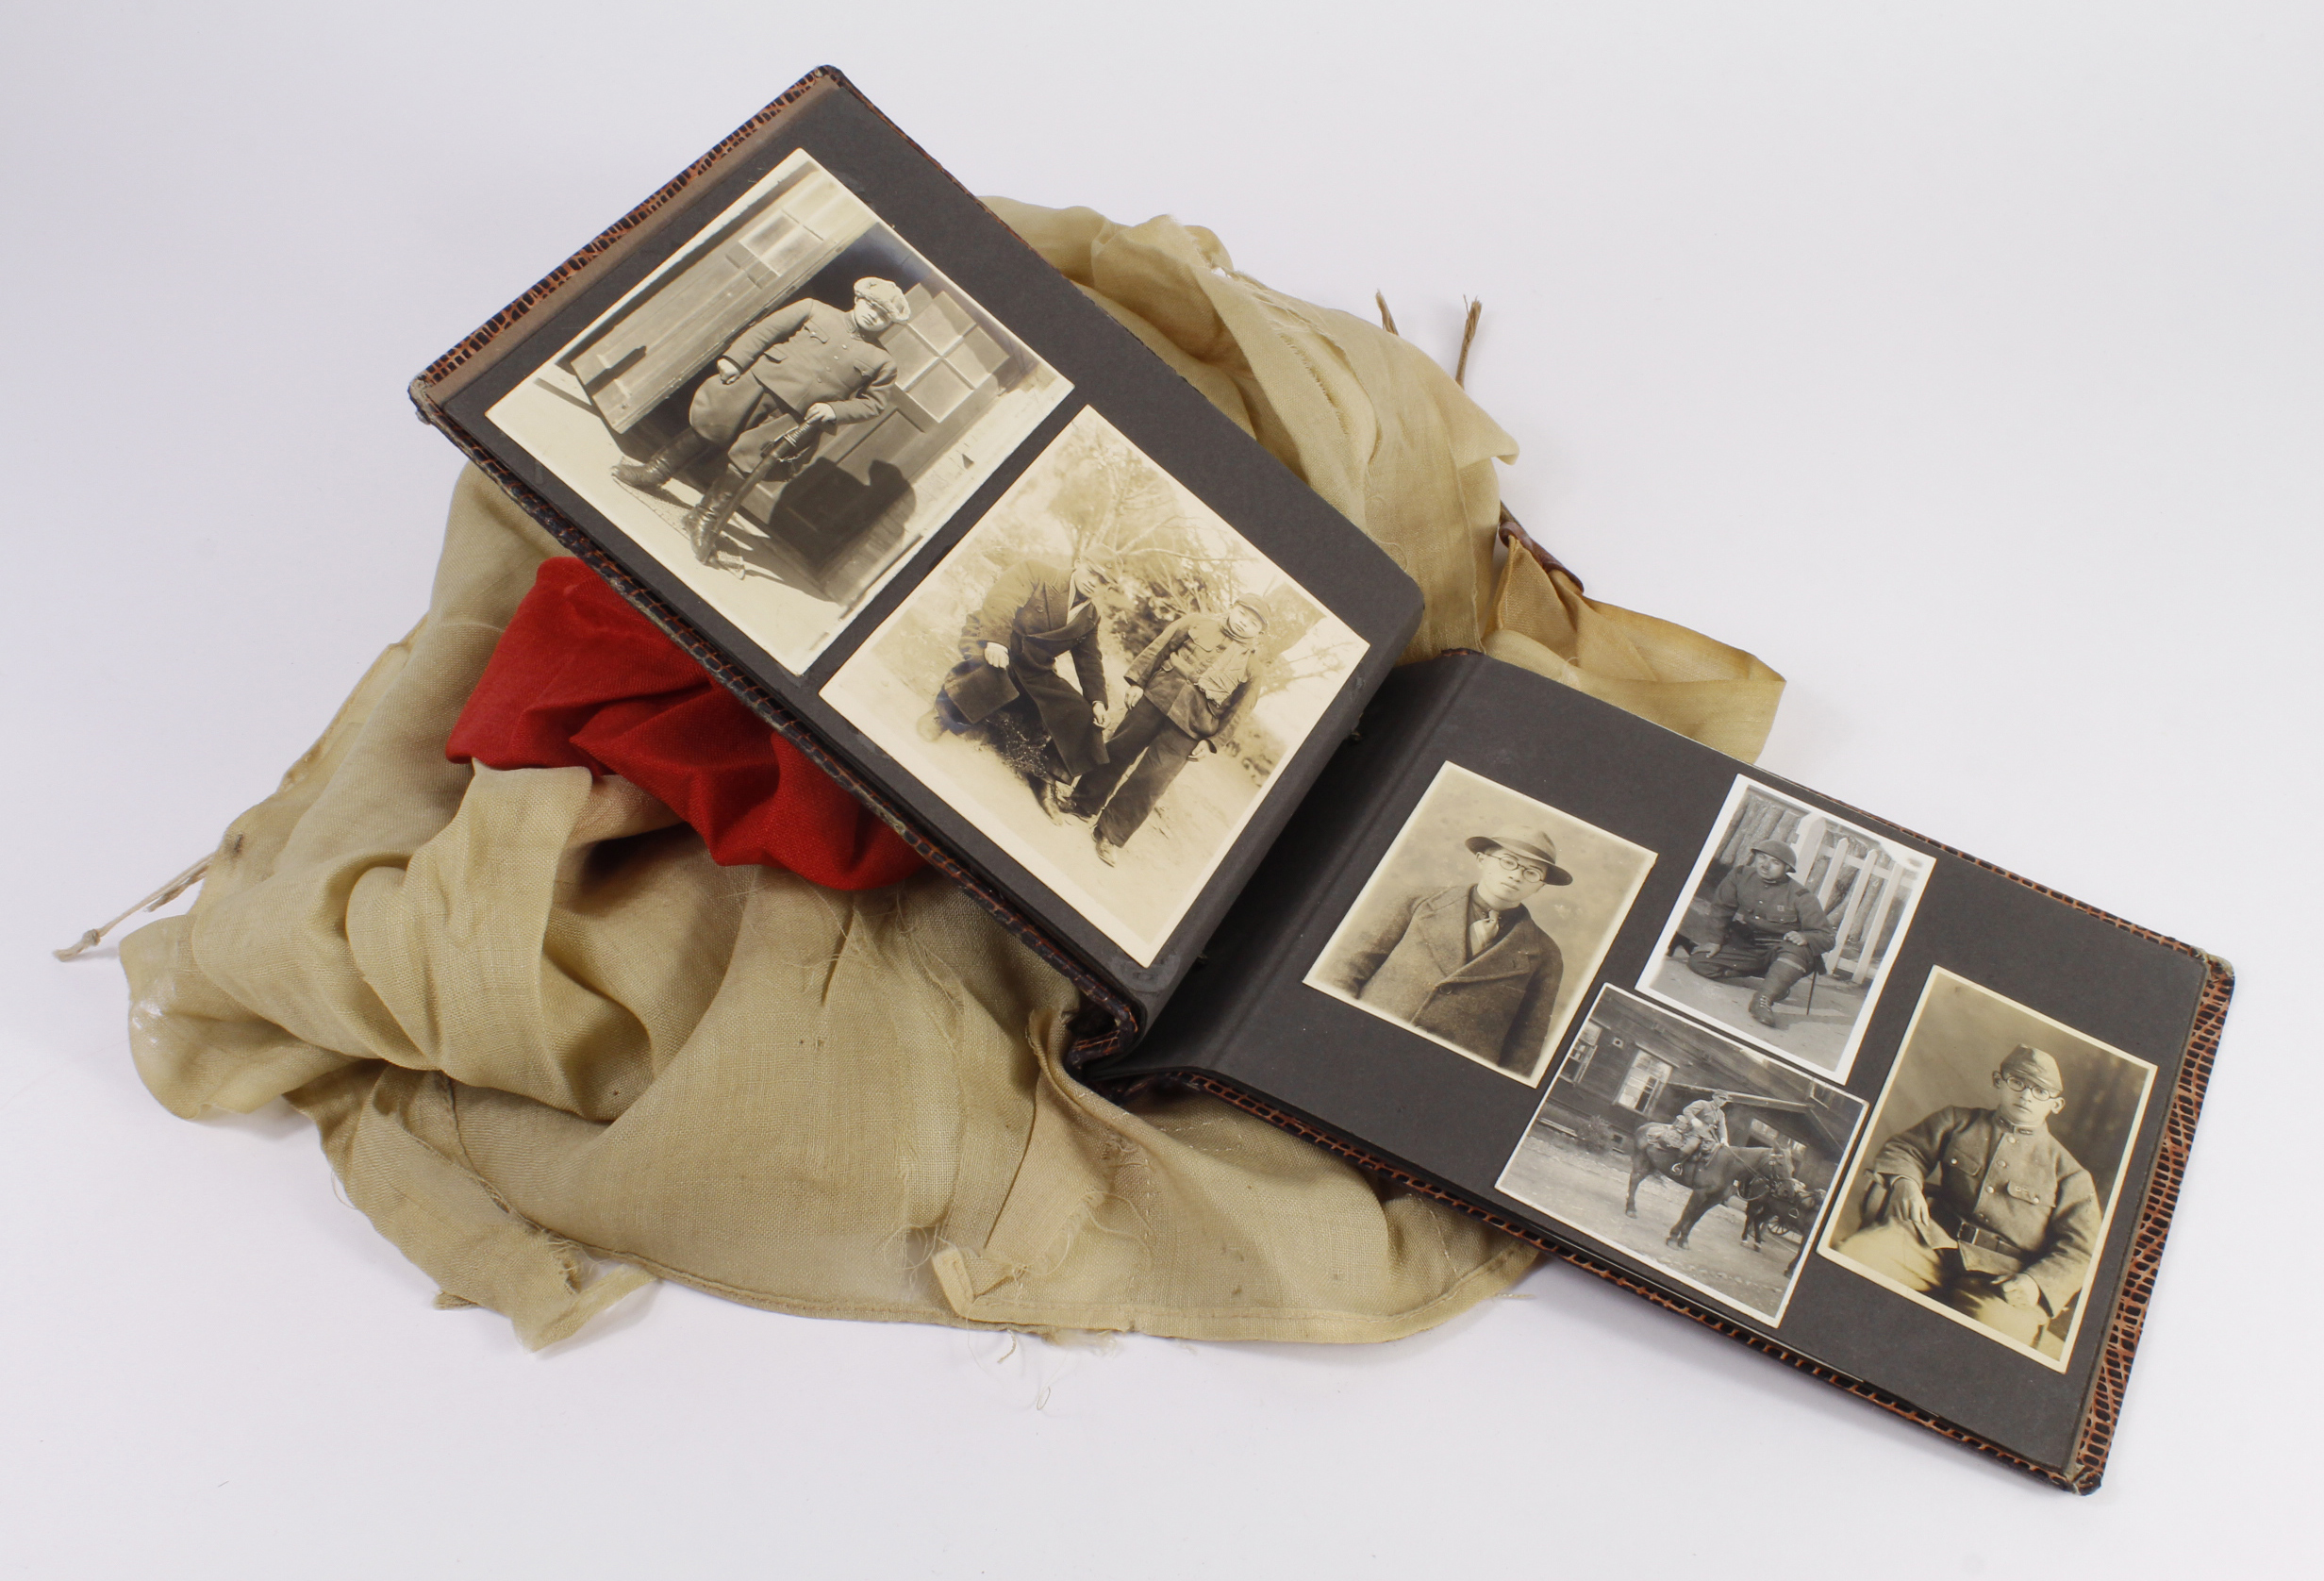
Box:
934;560;1110;783
1834;1106;2099;1346
1671;1097;1728;1157
688;297;898;473
1687;858;1836;1023
1068;611;1258;850
611;291;904;558
1330;884;1563;1073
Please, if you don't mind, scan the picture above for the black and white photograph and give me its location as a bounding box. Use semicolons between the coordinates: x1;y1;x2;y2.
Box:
1499;986;1867;1324
822;407;1366;965
1637;775;1930;1080
1303;763;1654;1085
487;149;1071;673
1819;967;2157;1372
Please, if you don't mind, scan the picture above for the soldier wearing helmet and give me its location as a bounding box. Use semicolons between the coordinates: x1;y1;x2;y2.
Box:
1832;1045;2099;1349
1686;837;1836;1029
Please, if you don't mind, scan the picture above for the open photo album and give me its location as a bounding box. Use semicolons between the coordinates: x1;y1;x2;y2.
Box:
409;67;2228;1491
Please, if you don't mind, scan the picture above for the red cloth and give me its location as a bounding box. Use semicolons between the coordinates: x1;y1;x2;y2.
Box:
446;558;924;890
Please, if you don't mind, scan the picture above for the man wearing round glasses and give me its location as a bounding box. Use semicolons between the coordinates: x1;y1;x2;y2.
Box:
1832;1044;2100;1349
1326;824;1571;1075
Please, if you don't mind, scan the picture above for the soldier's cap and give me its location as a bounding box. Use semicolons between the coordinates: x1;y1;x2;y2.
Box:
854;278;912;323
1465;826;1574;886
1997;1044;2066;1096
1225;599;1269;632
1747;838;1800;872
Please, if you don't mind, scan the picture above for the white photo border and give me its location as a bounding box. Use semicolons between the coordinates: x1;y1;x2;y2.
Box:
1635;773;1932;1082
820;406;1367;968
1496;983;1868;1326
1814;965;2159;1373
486;148;1072;675
1303;762;1656;1087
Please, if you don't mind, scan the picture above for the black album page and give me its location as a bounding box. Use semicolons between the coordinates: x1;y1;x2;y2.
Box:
1101;653;2216;1481
416;69;1421;1023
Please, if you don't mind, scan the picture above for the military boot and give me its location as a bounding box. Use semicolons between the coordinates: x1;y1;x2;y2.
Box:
1750;957;1811;1027
685;472;750;563
612;429;709;490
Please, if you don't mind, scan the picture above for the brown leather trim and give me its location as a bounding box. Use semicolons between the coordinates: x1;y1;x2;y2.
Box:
1145;855;2231;1493
417;68;843;397
1497;507;1583;593
1173;1070;2082;1489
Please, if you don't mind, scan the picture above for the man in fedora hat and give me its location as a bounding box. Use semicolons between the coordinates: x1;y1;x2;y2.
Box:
1832;1044;2099;1349
1326;824;1570;1074
1686;837;1836;1028
611;277;912;559
1068;598;1270;865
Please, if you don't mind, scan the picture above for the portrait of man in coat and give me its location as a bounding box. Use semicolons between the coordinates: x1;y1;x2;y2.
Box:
1326;824;1571;1075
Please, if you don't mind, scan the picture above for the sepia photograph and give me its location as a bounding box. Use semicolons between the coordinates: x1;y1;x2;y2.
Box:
1637;775;1931;1080
1818;967;2157;1372
488;149;1071;674
1304;763;1655;1085
822;407;1367;966
1499;986;1867;1324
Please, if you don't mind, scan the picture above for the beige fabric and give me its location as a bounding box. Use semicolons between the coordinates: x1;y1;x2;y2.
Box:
1485;548;1786;763
120;199;1780;1348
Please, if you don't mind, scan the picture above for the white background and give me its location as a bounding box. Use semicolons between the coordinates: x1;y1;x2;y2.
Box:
4;3;2314;1573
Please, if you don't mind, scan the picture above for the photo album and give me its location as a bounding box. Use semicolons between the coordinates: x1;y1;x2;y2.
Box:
410;68;2228;1491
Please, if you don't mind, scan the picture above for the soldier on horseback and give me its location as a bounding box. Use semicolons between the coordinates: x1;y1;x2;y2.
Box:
1668;1093;1729;1179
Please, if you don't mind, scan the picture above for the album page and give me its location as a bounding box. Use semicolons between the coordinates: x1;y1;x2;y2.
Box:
414;70;1422;1018
1102;653;2217;1483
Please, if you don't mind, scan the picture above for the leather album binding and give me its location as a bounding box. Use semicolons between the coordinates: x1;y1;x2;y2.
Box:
409;68;2226;1490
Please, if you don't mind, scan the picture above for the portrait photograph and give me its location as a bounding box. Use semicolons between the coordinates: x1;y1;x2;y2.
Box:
1818;967;2157;1372
1636;774;1931;1080
487;148;1071;674
1303;763;1654;1085
822;407;1367;966
1498;986;1867;1325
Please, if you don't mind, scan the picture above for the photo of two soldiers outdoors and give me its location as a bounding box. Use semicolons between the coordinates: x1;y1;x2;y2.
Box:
823;408;1367;966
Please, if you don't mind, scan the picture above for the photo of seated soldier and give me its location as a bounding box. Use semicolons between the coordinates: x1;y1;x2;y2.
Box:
1066;599;1268;866
1686;838;1837;1027
611;277;911;561
1831;1044;2099;1350
919;559;1115;821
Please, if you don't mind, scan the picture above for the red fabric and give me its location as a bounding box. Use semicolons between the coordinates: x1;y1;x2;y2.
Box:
447;558;924;890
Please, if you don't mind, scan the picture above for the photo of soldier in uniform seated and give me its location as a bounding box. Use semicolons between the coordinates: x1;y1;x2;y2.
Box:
1638;775;1931;1080
488;148;1071;675
825;408;1367;969
1819;967;2156;1370
1306;764;1655;1085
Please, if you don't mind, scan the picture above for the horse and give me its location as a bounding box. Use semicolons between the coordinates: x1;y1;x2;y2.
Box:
1625;1126;1797;1251
1741;1180;1827;1276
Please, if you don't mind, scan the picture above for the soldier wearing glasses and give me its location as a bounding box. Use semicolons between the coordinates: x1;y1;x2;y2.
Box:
1328;825;1570;1074
1834;1045;2099;1348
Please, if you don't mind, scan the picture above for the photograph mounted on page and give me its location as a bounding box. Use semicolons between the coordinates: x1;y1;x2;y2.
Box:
1303;762;1654;1086
488;149;1071;674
